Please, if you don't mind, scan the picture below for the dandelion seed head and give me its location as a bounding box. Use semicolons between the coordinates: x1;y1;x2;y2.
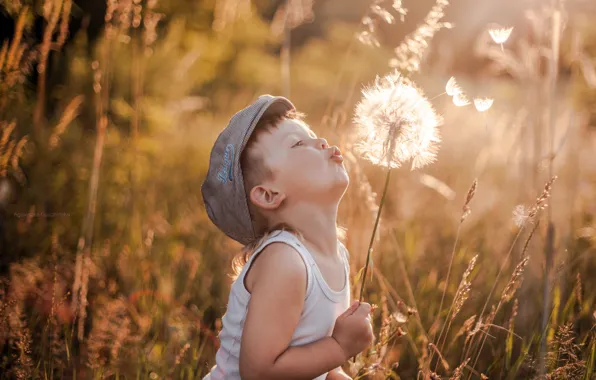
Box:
452;91;470;107
353;73;442;170
489;27;514;44
473;98;494;112
513;205;529;227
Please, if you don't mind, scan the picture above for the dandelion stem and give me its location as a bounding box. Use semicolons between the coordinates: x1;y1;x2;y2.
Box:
359;168;392;302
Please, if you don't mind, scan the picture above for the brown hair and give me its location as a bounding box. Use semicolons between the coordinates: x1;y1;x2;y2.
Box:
231;108;306;278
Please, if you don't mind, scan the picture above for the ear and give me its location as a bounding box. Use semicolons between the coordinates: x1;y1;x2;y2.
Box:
249;184;286;210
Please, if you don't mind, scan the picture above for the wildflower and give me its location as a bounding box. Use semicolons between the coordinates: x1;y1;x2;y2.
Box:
353;73;442;170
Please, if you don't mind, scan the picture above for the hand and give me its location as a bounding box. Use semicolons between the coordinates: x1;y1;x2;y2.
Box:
326;367;352;379
331;301;374;360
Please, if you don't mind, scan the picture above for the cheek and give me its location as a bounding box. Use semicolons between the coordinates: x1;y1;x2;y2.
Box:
281;158;325;185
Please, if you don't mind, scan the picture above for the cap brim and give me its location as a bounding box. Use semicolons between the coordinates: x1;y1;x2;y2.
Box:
262;97;295;118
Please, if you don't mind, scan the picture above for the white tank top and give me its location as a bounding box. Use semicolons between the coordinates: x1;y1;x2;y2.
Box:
203;230;351;380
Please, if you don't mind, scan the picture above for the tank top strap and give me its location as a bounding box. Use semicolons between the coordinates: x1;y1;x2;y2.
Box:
242;230;315;300
338;240;350;274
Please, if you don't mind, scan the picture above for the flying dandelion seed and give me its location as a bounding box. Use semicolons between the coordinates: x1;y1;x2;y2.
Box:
392;311;408;324
473;98;494;112
489;27;513;44
489;26;513;51
445;76;463;96
452;91;470;107
353;73;442;170
512;205;530;227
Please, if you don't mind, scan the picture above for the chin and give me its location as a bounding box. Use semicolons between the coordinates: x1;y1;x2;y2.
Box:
332;171;350;194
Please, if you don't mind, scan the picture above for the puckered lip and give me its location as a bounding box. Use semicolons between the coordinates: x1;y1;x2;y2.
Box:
329;146;343;163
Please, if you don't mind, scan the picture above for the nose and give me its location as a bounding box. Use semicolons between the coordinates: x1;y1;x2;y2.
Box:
317;138;329;150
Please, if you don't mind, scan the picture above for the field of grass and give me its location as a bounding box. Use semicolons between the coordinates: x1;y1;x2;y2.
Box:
0;0;595;379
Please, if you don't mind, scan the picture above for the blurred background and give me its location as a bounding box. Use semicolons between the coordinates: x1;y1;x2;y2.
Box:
0;0;595;378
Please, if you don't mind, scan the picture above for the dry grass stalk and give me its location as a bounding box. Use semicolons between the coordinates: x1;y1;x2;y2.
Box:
574;273;582;307
143;0;163;50
35;0;72;127
452;254;478;321
500;255;530;303
544;323;586;379
506;298;519;367
449;358;470;380
0;121;28;182
0;8;37;112
545;362;586;380
77;248;91;341
527;176;557;220
87;297;132;370
450;315;476;355
5;7;27;71
461;179;478;222
8;304;33;379
391;0;452;73
48;95;85;150
430;178;478;371
434;254;479;375
0;41;8;72
508;299;518;332
429;343;450;372
466;177;553;370
356;0;406;48
55;0;72;47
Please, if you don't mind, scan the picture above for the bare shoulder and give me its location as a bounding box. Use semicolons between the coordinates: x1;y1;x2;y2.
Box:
245;242;308;294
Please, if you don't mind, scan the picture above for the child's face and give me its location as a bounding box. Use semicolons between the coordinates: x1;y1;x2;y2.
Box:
256;119;349;206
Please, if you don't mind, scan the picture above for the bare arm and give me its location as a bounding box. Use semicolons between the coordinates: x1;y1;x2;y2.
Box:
239;242;347;380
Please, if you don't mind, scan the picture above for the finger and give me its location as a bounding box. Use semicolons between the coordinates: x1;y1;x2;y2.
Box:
353;302;372;316
340;301;360;318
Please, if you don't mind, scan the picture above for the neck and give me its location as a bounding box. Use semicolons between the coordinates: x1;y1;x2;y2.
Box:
271;201;339;257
